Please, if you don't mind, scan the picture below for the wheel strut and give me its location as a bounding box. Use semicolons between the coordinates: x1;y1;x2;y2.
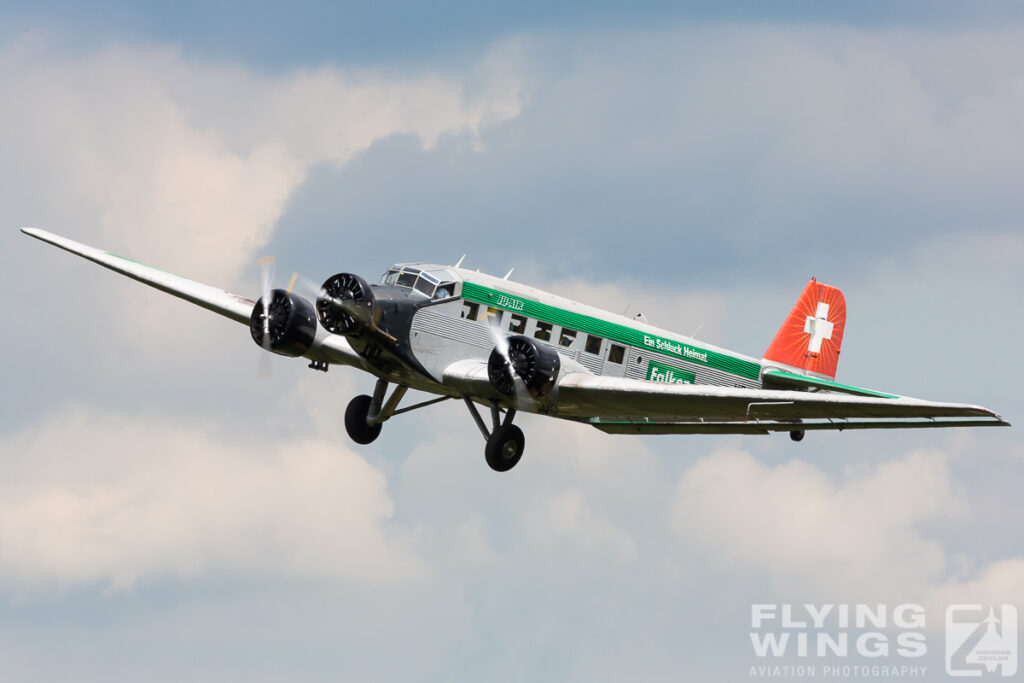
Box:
464;399;524;472
344;379;450;446
464;399;517;440
367;378;409;426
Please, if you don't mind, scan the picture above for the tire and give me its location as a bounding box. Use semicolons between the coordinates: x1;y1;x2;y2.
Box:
345;394;382;445
789;430;805;442
485;424;525;472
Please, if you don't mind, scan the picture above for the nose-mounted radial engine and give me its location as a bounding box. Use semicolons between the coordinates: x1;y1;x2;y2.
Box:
316;272;378;335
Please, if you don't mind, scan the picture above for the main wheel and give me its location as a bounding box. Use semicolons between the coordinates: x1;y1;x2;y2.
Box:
485;424;525;472
345;394;382;445
790;430;805;442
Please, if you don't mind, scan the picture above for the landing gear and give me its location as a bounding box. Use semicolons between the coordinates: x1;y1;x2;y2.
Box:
343;378;450;446
465;398;525;472
341;382;527;472
485;424;525;472
345;394;382;444
790;430;805;442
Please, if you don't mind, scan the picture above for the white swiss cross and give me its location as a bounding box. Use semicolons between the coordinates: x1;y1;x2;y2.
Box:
804;302;834;354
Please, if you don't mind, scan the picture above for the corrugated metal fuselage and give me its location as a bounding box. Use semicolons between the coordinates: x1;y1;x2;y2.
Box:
387;268;764;406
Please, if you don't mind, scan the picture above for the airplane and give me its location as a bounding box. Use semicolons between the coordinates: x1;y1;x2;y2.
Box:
21;227;1009;472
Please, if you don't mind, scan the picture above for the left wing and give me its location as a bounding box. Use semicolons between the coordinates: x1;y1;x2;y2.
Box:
22;227;257;323
554;373;1009;434
21;227;364;368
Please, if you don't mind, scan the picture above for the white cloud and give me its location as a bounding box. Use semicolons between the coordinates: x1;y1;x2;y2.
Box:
0;406;422;589
670;448;973;601
2;39;524;368
2;42;522;281
525;487;637;562
927;558;1024;627
668;443;1024;621
2;22;1023;681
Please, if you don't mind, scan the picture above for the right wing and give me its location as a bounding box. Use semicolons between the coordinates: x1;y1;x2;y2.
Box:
555;373;1009;434
437;360;1009;434
21;228;364;368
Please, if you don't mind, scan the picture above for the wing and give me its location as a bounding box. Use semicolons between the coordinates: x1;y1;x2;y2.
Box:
21;227;363;367
555;374;1010;434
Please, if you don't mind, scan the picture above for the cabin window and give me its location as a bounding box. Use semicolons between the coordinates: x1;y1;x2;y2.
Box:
585;334;602;354
462;301;479;320
509;314;527;334
608;343;625;364
535;321;553;342
559;328;577;347
485;307;503;327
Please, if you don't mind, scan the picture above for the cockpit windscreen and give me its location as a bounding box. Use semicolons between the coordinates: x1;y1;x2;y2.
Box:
381;266;458;300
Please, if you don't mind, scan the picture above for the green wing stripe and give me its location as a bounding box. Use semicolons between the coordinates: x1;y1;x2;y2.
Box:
761;369;900;399
462;281;761;380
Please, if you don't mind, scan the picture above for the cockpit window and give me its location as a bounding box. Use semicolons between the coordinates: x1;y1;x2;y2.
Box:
411;272;438;297
414;276;436;297
396;269;419;288
382;265;459;297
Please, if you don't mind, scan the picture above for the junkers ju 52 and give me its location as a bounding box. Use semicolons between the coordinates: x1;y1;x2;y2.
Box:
22;228;1009;472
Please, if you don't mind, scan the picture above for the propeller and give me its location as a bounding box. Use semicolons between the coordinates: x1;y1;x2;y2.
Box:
486;321;529;406
256;256;276;377
317;272;376;335
252;258;318;376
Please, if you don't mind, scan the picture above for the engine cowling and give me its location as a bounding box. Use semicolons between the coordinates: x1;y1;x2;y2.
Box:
249;289;318;357
488;335;561;398
316;272;376;336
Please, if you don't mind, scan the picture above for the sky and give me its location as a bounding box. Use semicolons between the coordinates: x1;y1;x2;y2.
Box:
1;2;1023;681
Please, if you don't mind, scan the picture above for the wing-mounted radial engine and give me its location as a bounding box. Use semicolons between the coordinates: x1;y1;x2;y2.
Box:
249;289;318;357
488;335;561;399
316;272;378;336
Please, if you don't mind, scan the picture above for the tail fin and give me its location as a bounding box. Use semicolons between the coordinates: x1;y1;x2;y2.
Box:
763;278;847;380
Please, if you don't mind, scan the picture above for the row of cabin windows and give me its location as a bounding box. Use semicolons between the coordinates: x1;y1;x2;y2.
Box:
460;301;626;365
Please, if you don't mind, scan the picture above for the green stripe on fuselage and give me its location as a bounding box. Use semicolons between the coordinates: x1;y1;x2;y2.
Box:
461;281;761;380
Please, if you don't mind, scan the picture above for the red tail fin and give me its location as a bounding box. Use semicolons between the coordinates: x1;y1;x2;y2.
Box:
763;279;847;380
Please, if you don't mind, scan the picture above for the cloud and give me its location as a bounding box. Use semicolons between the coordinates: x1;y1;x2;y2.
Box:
0;406;422;589
525;487;638;562
269;25;1024;290
2;40;522;280
669;446;1024;617
1;38;524;375
671;448;958;600
927;558;1024;625
2;22;1023;681
396;410;669;570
